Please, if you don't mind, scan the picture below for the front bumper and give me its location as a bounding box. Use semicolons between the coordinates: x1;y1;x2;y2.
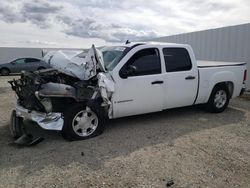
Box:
10;110;44;146
15;102;64;131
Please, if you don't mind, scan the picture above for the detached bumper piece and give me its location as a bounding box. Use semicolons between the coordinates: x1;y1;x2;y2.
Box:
16;103;63;131
10;110;44;146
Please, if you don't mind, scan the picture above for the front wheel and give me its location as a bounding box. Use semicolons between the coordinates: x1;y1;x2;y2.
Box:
61;103;105;141
206;84;230;113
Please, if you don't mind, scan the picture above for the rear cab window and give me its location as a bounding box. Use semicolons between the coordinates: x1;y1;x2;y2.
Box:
163;48;192;72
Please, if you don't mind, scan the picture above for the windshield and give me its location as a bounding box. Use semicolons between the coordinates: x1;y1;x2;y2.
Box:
100;46;129;71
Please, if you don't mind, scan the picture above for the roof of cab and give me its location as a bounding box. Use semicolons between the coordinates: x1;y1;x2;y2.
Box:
119;41;191;48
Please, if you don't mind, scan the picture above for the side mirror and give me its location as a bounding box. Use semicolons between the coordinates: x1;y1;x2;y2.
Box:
120;65;137;78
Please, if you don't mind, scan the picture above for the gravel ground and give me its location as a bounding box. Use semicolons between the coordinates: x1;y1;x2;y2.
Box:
0;76;250;188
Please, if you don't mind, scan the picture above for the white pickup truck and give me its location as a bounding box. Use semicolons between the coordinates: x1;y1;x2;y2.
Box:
9;42;247;145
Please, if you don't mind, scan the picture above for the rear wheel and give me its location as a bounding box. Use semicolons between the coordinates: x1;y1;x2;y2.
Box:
206;84;230;113
0;68;10;76
61;103;105;141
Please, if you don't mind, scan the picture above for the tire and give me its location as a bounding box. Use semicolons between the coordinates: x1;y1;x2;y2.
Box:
61;102;105;141
0;68;10;76
206;84;230;113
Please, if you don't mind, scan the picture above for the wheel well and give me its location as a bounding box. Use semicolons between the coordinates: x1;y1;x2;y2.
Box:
212;81;234;98
226;81;234;98
37;66;45;70
51;97;79;113
0;67;10;73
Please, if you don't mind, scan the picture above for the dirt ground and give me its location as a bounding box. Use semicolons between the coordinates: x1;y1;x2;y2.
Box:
0;76;250;188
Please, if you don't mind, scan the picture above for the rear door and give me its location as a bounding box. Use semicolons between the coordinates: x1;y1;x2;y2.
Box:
162;47;198;109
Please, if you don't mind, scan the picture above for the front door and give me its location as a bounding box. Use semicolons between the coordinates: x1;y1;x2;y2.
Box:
11;58;29;73
112;48;164;118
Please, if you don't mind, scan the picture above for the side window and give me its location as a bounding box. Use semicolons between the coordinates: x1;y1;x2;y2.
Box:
125;48;161;76
163;48;192;72
25;58;39;63
14;59;26;64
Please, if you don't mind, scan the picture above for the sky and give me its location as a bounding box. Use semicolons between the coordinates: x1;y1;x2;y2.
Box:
0;0;249;48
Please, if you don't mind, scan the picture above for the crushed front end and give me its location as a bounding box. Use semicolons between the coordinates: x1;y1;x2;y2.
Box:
8;45;115;146
9;69;99;145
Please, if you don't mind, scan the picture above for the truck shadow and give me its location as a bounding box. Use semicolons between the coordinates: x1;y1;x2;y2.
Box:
0;105;246;179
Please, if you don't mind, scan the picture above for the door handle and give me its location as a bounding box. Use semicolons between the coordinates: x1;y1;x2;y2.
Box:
151;81;164;85
185;76;196;80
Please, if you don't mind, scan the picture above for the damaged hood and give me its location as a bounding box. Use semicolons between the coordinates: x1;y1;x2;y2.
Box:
43;45;106;80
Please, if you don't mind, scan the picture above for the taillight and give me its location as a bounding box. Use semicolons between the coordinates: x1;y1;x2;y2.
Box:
243;70;247;83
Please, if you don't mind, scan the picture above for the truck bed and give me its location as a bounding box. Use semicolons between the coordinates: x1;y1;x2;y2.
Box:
197;60;246;68
195;60;246;105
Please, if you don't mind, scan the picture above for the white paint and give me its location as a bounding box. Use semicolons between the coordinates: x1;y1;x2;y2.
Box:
110;43;246;118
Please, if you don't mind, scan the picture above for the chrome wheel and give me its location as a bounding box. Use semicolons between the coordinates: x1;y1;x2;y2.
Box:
214;90;227;108
72;108;98;137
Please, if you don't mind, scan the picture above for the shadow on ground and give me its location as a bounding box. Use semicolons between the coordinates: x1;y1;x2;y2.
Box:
0;104;245;179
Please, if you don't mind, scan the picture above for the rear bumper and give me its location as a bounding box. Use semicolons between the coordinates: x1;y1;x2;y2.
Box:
15;102;64;131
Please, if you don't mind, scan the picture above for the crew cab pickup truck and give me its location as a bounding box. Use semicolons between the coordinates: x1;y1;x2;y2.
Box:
9;42;247;145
